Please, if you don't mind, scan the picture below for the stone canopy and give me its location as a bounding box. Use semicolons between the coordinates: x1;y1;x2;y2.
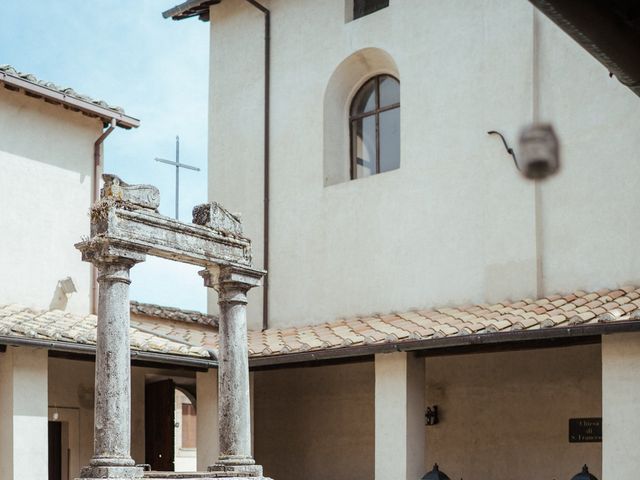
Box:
75;174;268;480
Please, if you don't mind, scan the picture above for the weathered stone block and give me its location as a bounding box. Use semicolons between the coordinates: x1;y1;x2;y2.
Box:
78;465;143;479
102;174;160;211
193;203;243;238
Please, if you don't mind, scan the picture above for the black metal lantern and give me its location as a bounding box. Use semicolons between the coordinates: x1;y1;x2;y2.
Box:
571;464;598;480
421;463;450;480
517;123;560;180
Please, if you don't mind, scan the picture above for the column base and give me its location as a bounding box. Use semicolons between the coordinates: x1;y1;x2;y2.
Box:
78;465;144;479
144;471;270;480
208;463;263;477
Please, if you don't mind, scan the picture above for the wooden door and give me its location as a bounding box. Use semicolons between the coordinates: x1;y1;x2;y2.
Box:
145;379;175;471
48;421;62;480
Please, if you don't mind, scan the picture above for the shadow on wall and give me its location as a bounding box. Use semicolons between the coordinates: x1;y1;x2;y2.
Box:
323;47;399;186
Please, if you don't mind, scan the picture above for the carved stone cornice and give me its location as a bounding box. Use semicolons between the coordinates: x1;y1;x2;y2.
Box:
87;201;253;267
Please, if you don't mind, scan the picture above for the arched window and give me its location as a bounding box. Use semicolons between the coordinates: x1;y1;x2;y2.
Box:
350;74;400;179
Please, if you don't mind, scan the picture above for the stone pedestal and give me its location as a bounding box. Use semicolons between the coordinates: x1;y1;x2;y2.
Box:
144;472;270;480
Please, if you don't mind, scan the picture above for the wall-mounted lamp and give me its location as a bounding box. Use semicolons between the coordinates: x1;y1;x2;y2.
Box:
571;465;598;480
59;277;77;295
425;405;439;426
421;463;451;480
488;124;560;180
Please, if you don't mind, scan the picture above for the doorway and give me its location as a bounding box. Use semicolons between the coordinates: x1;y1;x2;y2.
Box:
145;379;176;470
48;420;70;480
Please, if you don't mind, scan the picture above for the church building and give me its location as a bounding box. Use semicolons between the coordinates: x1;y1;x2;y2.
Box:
161;0;640;479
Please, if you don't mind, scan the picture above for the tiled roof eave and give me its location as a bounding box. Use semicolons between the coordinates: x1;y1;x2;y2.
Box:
0;334;217;369
162;0;220;20
0;68;139;129
248;318;640;367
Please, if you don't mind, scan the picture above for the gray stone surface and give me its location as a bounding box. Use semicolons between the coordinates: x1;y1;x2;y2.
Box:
88;199;252;267
75;243;146;479
77;176;268;480
80;465;144;479
102;174;160;211
193;203;244;238
200;266;262;471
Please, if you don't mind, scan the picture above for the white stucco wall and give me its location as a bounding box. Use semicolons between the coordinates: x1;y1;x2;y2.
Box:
0;347;49;480
48;357;97;476
208;0;640;330
602;332;640;480
253;362;375;480
375;352;424;480
0;88;102;315
196;368;219;471
252;345;601;480
426;345;602;480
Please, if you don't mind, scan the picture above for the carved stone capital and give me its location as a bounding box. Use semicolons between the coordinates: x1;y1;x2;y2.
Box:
75;238;147;269
199;265;264;304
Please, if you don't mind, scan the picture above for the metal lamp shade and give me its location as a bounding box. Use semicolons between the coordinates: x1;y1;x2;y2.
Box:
421;464;451;480
571;465;598;480
517;123;559;180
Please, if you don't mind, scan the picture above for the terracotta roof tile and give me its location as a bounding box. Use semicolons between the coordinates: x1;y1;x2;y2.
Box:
0;304;211;359
3;286;640;362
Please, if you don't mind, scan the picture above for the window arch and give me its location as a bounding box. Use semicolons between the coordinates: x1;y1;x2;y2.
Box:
350;74;400;179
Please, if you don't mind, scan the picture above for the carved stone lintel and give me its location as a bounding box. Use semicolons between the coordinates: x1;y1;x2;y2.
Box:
102;174;160;211
193;203;244;238
87;201;253;266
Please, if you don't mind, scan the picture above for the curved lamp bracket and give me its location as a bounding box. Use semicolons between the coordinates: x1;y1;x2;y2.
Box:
488;130;519;170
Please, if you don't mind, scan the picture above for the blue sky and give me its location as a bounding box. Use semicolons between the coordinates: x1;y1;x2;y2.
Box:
2;1;210;311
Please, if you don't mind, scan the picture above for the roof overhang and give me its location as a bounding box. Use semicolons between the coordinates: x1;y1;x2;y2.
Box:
0;70;141;129
248;318;640;368
162;0;220;21
0;336;217;370
530;0;640;97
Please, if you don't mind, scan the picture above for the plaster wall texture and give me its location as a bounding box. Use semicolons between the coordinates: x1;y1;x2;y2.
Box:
0;87;101;315
374;352;425;480
0;346;49;480
425;345;602;480
48;358;188;475
48;357;98;476
208;0;640;330
253;361;375;480
602;332;640;479
196;368;219;471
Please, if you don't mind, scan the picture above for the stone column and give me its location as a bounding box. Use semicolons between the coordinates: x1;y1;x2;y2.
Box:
201;265;262;475
77;241;145;479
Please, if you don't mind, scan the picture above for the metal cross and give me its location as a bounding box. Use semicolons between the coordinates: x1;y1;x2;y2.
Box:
155;136;200;220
